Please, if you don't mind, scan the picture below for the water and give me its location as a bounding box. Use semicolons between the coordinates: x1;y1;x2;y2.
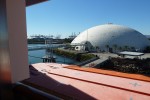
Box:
28;44;78;64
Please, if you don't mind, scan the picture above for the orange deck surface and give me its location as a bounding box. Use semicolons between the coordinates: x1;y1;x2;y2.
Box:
65;65;150;82
24;63;150;100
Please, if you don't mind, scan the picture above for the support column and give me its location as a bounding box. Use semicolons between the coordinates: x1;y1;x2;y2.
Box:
0;0;29;84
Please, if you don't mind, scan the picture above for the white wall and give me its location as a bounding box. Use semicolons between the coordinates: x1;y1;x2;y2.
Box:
5;0;29;83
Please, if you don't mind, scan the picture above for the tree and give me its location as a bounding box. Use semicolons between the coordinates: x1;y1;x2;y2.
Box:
63;38;72;43
131;46;135;51
105;44;109;52
112;44;117;53
144;46;150;53
118;46;122;52
124;45;129;51
95;46;99;52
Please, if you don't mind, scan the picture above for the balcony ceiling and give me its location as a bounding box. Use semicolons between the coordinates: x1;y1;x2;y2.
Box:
26;0;48;6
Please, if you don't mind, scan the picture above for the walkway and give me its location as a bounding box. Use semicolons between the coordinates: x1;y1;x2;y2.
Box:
82;57;108;67
82;53;118;67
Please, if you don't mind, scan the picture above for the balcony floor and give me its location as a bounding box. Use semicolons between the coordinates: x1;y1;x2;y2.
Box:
23;63;150;100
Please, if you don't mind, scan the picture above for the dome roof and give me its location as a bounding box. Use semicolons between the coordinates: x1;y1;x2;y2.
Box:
71;24;150;51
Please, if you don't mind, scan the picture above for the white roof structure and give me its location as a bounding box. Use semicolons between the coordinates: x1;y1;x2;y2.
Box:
118;51;144;56
71;24;150;51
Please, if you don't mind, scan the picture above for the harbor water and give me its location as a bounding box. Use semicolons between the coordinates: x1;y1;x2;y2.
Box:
28;44;78;64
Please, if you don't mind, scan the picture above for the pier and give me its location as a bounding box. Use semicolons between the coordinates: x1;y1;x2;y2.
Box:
42;55;56;63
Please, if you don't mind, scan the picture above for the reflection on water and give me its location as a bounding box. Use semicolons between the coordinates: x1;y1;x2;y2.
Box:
28;49;78;64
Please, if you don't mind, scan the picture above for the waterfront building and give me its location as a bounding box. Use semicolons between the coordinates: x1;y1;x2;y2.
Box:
71;24;150;52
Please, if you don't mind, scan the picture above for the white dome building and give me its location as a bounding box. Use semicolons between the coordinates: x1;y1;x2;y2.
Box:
71;24;150;52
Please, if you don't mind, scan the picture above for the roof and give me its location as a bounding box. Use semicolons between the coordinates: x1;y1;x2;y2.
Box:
26;0;48;6
23;63;150;100
71;24;150;50
118;51;144;56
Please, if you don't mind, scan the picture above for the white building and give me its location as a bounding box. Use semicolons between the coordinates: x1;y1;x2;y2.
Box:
71;24;150;52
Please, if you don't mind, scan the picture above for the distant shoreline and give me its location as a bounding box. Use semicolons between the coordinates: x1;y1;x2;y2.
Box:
28;42;63;44
28;42;45;44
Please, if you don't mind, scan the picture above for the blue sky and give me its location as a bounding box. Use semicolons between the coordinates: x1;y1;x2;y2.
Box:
26;0;150;38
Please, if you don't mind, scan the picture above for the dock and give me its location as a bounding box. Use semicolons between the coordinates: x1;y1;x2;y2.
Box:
41;56;56;63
